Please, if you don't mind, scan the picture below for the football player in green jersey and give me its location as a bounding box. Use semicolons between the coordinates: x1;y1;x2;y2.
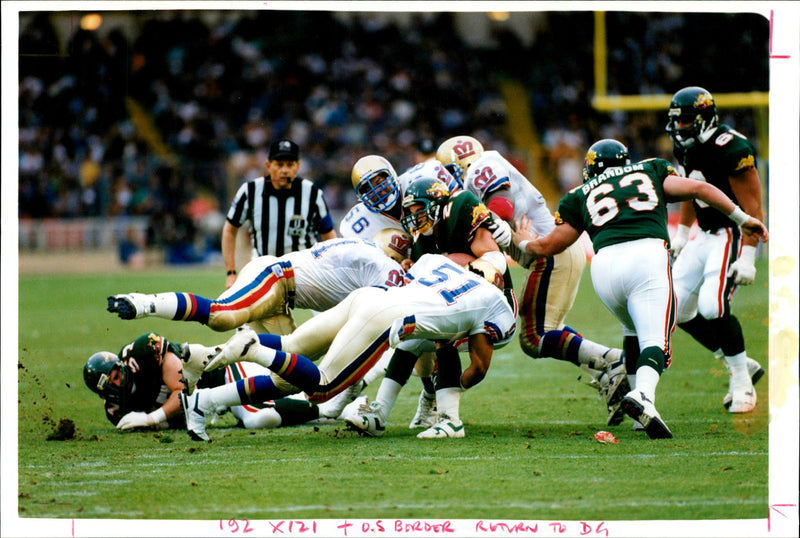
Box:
84;332;321;432
511;139;767;439
666;86;767;413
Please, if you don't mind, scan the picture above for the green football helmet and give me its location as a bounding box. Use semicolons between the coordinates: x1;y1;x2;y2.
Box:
666;86;718;149
582;139;630;182
83;351;132;406
400;178;452;236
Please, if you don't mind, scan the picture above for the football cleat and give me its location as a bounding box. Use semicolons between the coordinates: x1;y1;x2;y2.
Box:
344;398;387;437
632;420;645;431
416;414;465;439
180;343;219;395
619;390;672;439
601;349;631;426
107;293;151;320
207;326;260;371
317;380;366;419
409;391;438;429
722;357;764;410
180;389;211;442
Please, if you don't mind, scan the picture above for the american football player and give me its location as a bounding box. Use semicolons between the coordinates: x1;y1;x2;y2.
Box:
437;135;629;425
339;155;462;429
512;139;768;439
343;177;515;439
181;253;517;442
83;332;321;432
666;86;767;413
107;235;407;338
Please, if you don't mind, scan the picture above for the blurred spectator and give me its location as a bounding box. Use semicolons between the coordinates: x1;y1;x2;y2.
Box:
18;10;767;243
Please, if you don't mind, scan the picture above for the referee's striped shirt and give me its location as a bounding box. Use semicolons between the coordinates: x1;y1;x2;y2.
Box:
226;176;335;257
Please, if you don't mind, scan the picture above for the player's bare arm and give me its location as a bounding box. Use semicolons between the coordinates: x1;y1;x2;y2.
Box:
663;175;768;242
511;215;582;258
460;333;494;389
728;167;764;247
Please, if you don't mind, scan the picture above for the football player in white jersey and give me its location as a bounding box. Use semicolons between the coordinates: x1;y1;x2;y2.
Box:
437;135;629;425
179;253;517;441
338;155;463;428
107;233;407;369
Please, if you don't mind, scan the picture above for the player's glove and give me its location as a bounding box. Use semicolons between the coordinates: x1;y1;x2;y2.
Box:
727;245;757;285
117;411;153;430
669;224;691;261
488;219;512;248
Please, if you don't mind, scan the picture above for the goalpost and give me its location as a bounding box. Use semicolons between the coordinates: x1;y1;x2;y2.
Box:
590;11;769;161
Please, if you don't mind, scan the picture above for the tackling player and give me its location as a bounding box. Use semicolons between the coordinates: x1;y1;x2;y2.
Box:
181;253;517;442
437;135;629;424
666;86;767;413
339;155;462;429
107;234;407;337
512;139;768;439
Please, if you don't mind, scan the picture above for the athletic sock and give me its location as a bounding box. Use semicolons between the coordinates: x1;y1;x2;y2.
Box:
374;378;403;421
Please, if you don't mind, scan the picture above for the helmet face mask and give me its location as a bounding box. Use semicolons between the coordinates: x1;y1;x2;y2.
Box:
582;139;631;182
84;351;132;406
351;155;400;213
436;136;484;185
400;178;451;236
666;86;718;149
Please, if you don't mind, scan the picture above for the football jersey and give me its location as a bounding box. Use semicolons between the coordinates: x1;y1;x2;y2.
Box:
105;333;179;424
410;189;494;260
557;158;675;252
462;150;555;235
390;253;516;348
339;202;402;239
673;124;758;232
287;237;405;311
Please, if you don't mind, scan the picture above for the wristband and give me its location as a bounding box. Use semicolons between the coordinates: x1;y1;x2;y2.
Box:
739;245;756;265
148;408;167;425
518;240;531;253
226;270;237;276
728;206;749;227
675;224;691;240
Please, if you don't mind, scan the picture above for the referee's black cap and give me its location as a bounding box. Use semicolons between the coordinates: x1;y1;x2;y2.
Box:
269;139;300;161
417;138;436;155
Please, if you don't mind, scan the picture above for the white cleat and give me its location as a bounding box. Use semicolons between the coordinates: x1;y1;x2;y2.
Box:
408;391;438;429
206;326;260;370
726;380;757;413
619;390;672;439
343;398;387;437
416;414;465;439
317;381;366;419
601;348;630;426
180;343;220;395
107;293;152;320
723;358;764;411
180;389;211;442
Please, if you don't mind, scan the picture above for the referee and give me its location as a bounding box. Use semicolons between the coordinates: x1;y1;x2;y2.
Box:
221;138;337;290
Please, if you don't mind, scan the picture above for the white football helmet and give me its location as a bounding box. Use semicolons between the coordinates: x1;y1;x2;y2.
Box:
436;135;484;184
351;155;400;213
372;228;412;263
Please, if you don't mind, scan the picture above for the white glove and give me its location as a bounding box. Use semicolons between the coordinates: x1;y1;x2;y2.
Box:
488;219;512;248
669;224;691;261
727;245;757;285
116;411;153;430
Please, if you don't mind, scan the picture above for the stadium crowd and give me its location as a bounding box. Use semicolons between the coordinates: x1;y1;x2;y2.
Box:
18;10;767;255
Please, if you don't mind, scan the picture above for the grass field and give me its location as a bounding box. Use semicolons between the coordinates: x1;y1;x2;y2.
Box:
11;259;774;535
